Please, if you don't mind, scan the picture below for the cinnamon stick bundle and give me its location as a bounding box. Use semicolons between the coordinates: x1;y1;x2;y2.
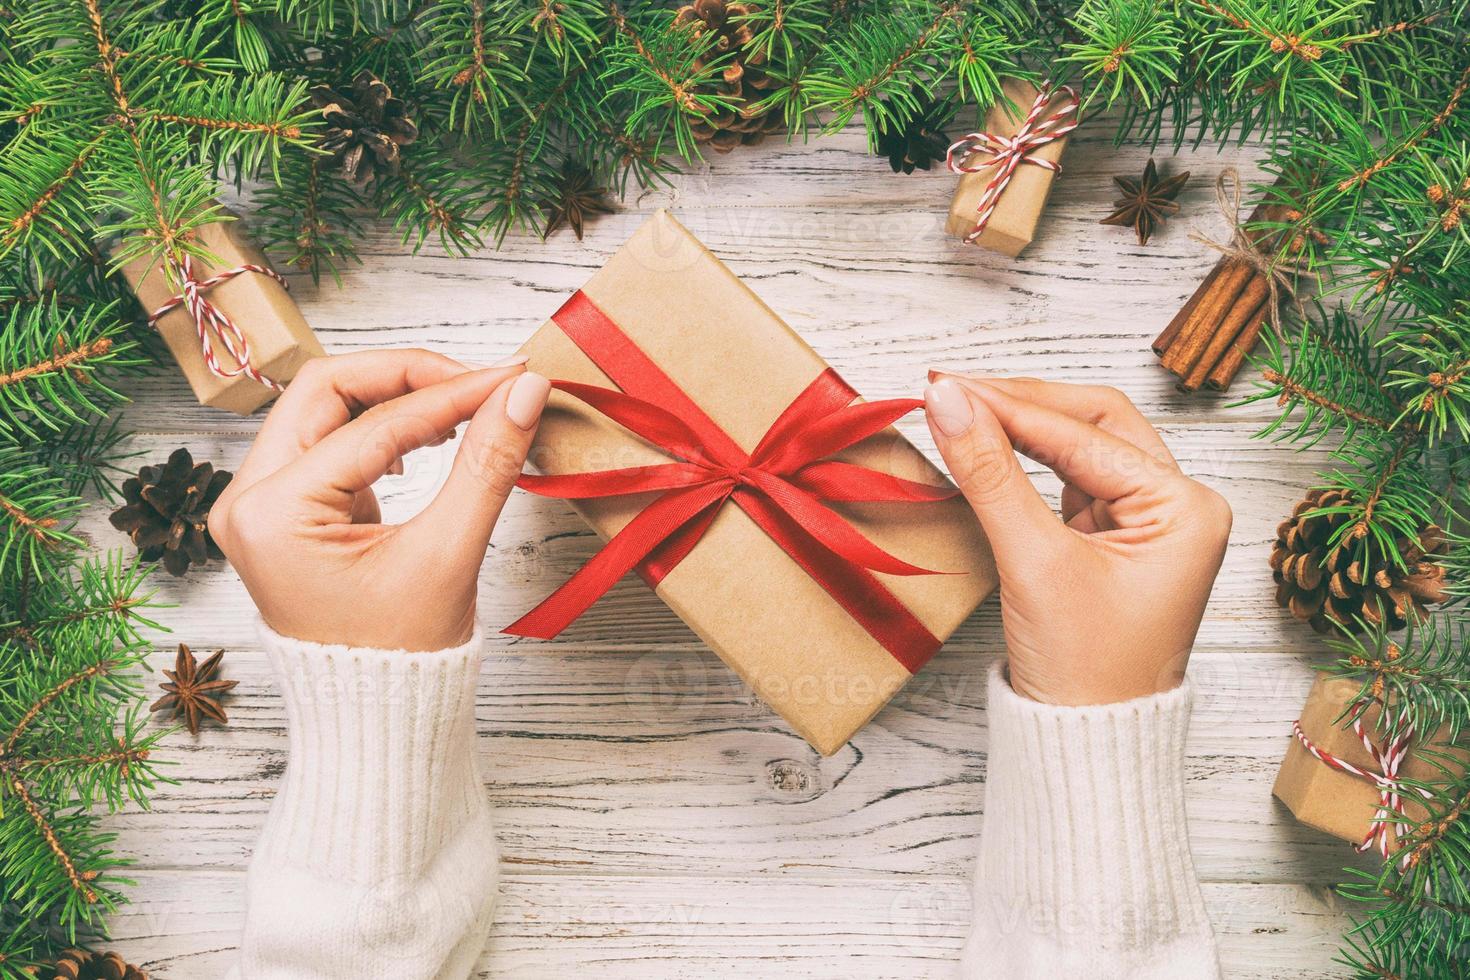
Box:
1153;195;1287;393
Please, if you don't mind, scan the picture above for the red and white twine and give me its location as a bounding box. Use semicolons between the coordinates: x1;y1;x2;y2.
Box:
1291;704;1432;858
148;253;287;391
945;82;1080;244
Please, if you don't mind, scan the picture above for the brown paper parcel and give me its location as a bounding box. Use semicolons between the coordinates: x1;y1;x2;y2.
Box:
121;217;324;415
1274;673;1468;848
946;78;1073;257
517;210;997;755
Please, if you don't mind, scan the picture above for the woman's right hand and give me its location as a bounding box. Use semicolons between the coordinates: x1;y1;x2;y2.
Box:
924;375;1232;706
208;349;549;652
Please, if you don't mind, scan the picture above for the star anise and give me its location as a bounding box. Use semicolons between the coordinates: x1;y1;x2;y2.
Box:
151;644;238;736
1100;158;1190;245
543;160;615;241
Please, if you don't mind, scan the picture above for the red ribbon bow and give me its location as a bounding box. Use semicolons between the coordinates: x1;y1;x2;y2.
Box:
504;291;958;672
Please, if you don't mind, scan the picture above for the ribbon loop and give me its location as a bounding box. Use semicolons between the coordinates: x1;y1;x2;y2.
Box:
506;291;961;672
945;81;1080;244
148;252;287;391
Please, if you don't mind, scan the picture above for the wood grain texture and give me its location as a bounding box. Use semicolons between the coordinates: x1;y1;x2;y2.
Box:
109;872;1346;979
99;119;1363;976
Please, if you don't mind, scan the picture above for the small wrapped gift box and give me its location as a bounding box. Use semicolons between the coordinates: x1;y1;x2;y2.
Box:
120;214;324;415
512;211;997;755
1275;673;1467;853
945;78;1078;257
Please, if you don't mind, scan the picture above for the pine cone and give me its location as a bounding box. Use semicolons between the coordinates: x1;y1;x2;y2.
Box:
109;448;231;577
1270;488;1448;634
48;950;148;980
676;0;781;153
309;70;419;187
875;87;955;174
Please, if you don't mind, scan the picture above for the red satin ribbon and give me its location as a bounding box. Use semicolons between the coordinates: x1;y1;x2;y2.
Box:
504;291;956;673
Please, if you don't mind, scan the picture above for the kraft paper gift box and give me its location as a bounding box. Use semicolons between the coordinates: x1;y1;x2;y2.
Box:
121;215;324;415
1275;673;1467;849
945;78;1075;257
514;210;997;755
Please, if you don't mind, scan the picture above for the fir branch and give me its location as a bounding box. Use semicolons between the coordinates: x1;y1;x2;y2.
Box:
1;771;97;904
0;130;106;257
1193;0;1326;62
605;1;707;116
1262;367;1401;432
2;660;113;758
0;336;113;388
1337;62;1470;193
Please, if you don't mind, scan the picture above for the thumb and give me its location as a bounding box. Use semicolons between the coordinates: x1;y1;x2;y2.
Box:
924;378;1065;574
410;371;551;560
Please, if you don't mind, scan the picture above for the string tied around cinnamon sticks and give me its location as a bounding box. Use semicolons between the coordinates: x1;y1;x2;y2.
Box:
1152;171;1313;394
1191;168;1313;327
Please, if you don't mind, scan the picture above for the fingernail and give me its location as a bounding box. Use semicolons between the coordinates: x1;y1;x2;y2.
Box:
506;372;550;430
925;379;974;436
929;368;988;383
490;354;530;368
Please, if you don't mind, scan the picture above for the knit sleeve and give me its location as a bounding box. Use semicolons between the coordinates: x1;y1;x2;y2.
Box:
231;623;498;980
960;664;1221;980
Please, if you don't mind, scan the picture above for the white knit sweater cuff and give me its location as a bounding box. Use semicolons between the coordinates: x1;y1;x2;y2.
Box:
256;622;489;883
962;664;1220;980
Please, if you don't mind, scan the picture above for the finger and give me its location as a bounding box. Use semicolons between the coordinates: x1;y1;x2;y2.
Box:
409;372;551;560
236;350;487;491
1061;483;1091;523
349;490;381;525
930;372;1178;468
924;379;1067;573
272;367;522;510
964;382;1179;502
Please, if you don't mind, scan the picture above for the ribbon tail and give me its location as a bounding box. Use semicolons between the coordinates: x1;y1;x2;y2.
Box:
733;490;942;673
790;461;957;502
518;462;714;499
637;505;721;586
504;481;732;639
744;472;951;576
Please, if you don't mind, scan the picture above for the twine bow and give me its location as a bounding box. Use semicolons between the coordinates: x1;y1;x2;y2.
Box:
945;81;1079;243
1292;702;1432;859
1191;169;1314;326
147;253;287;391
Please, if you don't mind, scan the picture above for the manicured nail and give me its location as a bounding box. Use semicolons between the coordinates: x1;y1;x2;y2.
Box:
929;368;988;383
925;379;974;436
491;354;530;368
505;372;550;430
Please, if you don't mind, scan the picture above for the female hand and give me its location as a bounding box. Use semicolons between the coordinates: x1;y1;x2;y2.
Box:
208;349;550;651
924;375;1231;706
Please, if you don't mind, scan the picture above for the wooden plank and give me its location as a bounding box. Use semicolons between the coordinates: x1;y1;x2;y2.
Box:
111;647;1376;887
102;871;1347;979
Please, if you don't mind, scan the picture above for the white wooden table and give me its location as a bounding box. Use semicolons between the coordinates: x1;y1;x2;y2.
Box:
99;120;1371;977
